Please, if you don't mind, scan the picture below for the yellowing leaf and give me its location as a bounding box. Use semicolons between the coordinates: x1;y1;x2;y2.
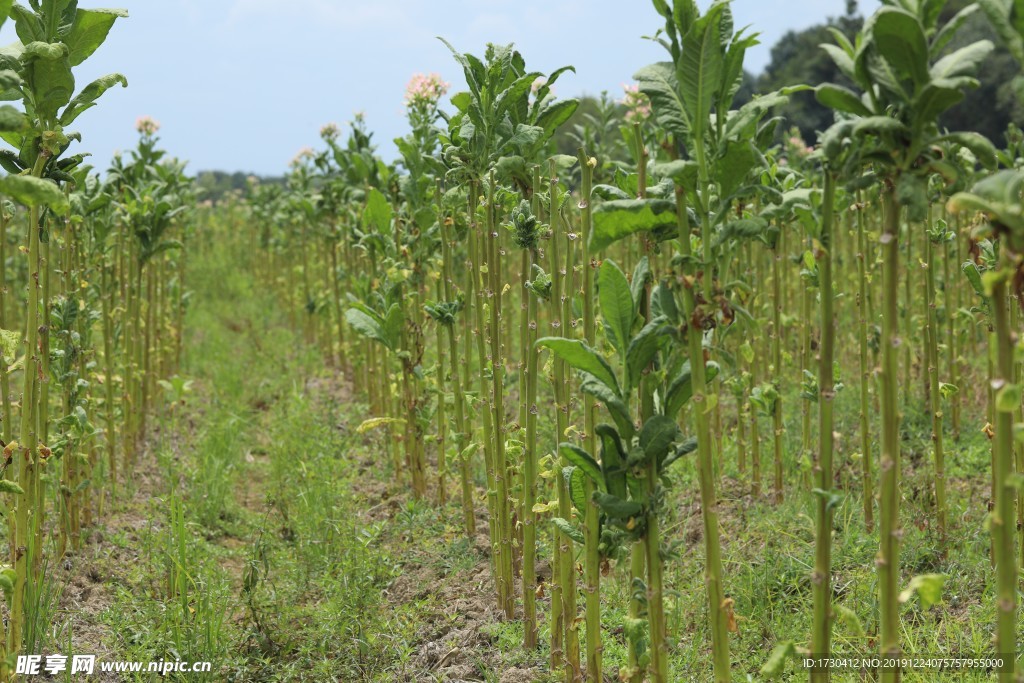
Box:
356;417;406;434
898;573;945;610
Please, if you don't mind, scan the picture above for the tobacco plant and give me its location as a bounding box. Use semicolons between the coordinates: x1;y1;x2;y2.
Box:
948;170;1024;683
439;38;579;630
627;1;805;678
0;0;126;659
818;3;996;671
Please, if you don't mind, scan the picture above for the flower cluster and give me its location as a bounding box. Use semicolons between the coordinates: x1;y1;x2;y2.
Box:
290;147;315;169
135;116;160;136
320;123;340;142
621;84;652;123
404;73;449;108
787;134;813;157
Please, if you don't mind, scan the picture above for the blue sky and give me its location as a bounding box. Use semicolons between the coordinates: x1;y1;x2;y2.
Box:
1;0;879;175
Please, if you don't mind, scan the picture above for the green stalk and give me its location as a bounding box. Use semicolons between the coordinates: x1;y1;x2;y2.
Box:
902;221;913;411
925;223;946;543
121;222;134;472
131;254;143;458
1014;297;1024;571
0;203;11;444
645;456;668;683
330;239;347;374
577;149;601;683
469;181;500;608
434;277;448;506
561;191;582;683
521;166;542;650
101;261;116;499
551;163;581;681
878;184;902;681
38;215;52;559
750;386;762;497
675;183;730;683
522;258;540;649
176;234;186;372
991;259;1016;682
12;155;49;656
736;387;747;473
811;172;836;679
141;265;155;438
800;272;812;485
627;543;646;683
486;173;514;619
771;234;784;503
548;166;566;672
950;215;962;440
855;197;873;532
629;121;650;683
439;190;475;537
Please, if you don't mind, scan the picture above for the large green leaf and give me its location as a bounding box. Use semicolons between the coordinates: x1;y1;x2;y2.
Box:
552;516;583;544
911;81;966;130
345;308;388;349
0;104;26;132
979;0;1024;63
592;491;642;520
716;140;758;201
22;41;74;122
596;424;628;500
598;259;634;357
10;4;40;44
929;40;994;80
630;256;651;312
0;174;68;211
535;99;578;139
852;115;910;138
820;43;858;84
680;4;725;140
664;360;720;418
0;0;13;34
633;62;690;138
41;0;75;39
536;337;620;398
494;71;540;127
639;414;682;467
559;443;604;490
725;89;804;140
815;83;872;117
653;159;698;188
625;316;668;393
566;466;588;513
590;198;677;253
870;7;929;90
382;303;404;350
580;374;634;440
931;4;980;56
936;131;999;169
59;72;126;125
593;489;638;520
363;187;392;232
63;8;128;67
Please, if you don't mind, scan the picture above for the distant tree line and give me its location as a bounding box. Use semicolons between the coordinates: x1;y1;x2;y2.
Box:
194;170;285;203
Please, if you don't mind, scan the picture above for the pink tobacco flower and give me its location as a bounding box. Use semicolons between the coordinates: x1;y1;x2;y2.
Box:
135;116;160;136
621;83;652;123
320;123;340;142
404;73;449;107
